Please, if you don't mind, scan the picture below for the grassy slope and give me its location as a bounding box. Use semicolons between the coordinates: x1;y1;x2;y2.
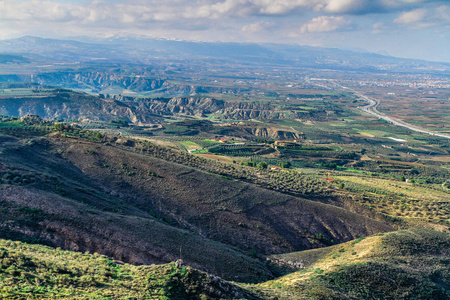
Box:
0;239;255;299
255;229;450;299
336;175;450;224
0;229;448;299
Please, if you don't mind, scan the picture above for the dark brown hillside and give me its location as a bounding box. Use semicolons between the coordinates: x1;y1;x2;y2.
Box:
0;185;274;283
50;138;393;252
0;138;272;282
0;132;393;282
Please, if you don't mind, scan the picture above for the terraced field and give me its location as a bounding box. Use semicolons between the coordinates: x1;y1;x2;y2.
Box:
337;176;450;224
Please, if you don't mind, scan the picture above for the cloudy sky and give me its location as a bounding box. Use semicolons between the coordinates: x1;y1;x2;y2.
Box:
0;0;449;62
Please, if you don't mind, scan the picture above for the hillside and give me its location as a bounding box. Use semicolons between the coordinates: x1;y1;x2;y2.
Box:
255;229;450;299
0;116;395;283
0;88;161;124
0;33;449;300
0;239;254;299
1;229;448;299
0;87;336;123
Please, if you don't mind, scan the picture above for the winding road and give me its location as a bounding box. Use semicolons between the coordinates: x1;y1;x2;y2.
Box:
341;85;450;140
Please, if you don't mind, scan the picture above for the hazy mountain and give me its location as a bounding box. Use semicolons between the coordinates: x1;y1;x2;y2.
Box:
1;36;449;73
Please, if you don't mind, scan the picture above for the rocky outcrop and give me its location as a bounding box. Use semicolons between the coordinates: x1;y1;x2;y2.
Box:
166;97;225;115
4;71;244;97
33;72;166;93
0;89;328;124
246;127;304;140
0;93;160;124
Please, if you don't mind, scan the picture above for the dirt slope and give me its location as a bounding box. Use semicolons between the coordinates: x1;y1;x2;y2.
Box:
0;133;394;282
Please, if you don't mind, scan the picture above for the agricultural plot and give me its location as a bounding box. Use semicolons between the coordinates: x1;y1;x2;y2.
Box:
0;88;55;98
179;140;201;149
179;140;203;152
352;84;450;133
337;176;450;224
0;118;53;136
208;143;274;157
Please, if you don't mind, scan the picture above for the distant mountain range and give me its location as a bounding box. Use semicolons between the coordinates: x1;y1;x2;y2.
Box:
0;36;449;73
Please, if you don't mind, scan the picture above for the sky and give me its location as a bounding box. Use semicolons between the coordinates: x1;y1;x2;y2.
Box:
0;0;449;62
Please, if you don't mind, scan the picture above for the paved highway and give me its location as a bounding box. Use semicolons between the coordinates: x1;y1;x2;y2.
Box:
342;85;450;140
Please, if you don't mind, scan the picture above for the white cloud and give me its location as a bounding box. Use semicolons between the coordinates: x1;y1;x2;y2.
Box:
0;0;448;50
315;0;440;15
373;22;384;29
300;16;351;33
241;21;274;32
435;5;450;22
394;8;427;23
183;0;448;18
318;0;370;14
0;0;102;22
255;0;313;15
0;0;446;26
371;22;389;34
